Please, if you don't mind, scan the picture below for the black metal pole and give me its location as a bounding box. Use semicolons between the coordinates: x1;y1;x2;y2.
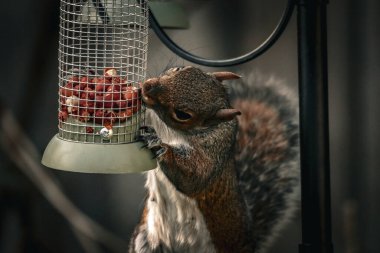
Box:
297;0;333;253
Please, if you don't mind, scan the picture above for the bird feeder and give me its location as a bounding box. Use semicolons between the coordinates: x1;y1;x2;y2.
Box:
42;0;156;173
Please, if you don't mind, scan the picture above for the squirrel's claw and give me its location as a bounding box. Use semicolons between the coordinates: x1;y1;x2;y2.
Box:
138;126;167;159
151;145;168;159
139;125;156;134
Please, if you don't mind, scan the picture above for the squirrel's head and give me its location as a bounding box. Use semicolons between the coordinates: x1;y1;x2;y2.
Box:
142;66;241;131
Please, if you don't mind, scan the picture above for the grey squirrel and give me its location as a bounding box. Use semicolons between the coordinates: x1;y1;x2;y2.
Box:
129;66;299;253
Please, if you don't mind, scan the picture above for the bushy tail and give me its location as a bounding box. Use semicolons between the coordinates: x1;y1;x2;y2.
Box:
229;72;300;253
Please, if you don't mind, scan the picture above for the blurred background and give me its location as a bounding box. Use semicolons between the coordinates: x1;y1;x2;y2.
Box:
0;0;379;252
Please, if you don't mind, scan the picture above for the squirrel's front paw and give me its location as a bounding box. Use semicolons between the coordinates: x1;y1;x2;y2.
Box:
139;126;167;159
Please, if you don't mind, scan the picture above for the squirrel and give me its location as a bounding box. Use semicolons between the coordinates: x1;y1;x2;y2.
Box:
129;66;299;253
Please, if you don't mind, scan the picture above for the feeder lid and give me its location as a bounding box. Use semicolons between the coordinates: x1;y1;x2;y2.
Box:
42;135;157;173
78;0;189;29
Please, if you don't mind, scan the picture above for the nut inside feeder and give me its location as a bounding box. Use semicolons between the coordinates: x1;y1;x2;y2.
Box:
42;0;156;173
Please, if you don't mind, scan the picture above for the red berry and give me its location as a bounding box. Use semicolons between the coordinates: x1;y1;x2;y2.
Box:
79;99;95;114
67;76;79;84
95;83;109;93
80;76;90;84
101;94;114;108
122;86;139;101
117;109;133;122
107;84;122;92
58;111;68;122
104;110;117;124
79;110;92;122
80;87;96;100
60;98;68;111
95;77;106;84
120;78;130;86
94;109;105;124
95;95;105;108
92;77;99;83
112;77;121;83
87;78;96;89
124;109;133;118
132;100;142;113
95;77;111;89
114;100;127;109
104;90;121;101
60;83;74;97
73;85;82;97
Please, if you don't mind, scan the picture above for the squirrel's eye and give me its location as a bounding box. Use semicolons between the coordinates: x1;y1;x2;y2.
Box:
173;109;193;122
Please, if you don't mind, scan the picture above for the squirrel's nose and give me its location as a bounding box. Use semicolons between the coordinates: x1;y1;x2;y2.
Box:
142;78;159;94
142;77;160;107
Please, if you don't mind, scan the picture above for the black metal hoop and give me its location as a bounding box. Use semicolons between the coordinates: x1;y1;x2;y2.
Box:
149;0;296;67
151;1;334;252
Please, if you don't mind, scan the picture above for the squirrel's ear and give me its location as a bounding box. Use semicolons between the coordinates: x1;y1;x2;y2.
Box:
210;71;241;82
215;109;241;121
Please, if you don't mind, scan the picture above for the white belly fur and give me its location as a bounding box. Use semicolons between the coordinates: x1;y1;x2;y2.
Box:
144;109;215;252
145;169;215;252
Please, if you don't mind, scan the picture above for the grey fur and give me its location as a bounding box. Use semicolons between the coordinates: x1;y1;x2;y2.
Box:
229;72;300;252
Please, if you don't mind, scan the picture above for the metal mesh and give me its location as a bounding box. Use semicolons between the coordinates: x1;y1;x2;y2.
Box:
58;0;148;144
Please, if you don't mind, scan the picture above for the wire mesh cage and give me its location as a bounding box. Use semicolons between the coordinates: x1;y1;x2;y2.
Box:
42;0;156;173
58;0;148;143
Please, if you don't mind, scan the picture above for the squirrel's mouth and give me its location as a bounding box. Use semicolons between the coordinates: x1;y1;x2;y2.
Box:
141;93;154;107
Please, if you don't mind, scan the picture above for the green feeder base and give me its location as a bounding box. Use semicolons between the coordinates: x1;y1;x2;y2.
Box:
41;135;157;173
